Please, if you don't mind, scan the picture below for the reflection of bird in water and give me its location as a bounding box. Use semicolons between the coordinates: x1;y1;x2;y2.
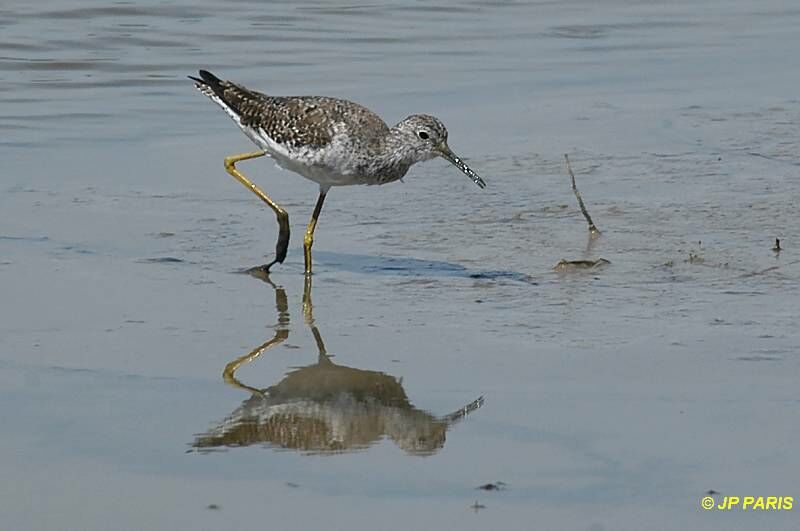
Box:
192;275;483;456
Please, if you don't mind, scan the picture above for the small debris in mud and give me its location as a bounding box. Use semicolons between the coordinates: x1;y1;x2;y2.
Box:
553;258;610;272
772;238;782;252
139;256;184;264
686;251;704;264
206;504;220;510
739;265;779;278
286;482;300;488
540;204;570;213
706;489;720;495
736;355;782;362
477;481;508;491
470;500;486;513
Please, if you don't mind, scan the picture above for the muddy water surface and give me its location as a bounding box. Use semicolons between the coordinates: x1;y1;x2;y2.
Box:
1;1;799;530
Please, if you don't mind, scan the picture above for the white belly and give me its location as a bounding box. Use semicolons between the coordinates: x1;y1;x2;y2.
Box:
249;126;364;188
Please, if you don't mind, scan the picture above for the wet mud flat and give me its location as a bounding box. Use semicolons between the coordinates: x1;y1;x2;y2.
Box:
1;0;800;530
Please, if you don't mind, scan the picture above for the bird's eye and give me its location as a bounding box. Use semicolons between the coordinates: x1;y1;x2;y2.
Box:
417;131;429;140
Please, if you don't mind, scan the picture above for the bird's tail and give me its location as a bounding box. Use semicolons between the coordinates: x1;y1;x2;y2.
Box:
189;70;268;133
189;69;226;100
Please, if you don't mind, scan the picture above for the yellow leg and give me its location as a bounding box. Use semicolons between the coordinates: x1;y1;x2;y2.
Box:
224;151;290;271
303;190;327;276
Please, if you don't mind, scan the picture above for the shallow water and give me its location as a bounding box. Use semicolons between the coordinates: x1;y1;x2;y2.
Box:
1;0;799;529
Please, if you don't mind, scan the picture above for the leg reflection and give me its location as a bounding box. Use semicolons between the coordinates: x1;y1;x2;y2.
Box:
222;275;289;395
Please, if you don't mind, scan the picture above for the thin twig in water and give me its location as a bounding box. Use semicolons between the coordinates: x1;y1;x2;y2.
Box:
564;154;600;234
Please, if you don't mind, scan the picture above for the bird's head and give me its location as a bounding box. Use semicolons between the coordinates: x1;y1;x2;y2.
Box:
395;114;486;188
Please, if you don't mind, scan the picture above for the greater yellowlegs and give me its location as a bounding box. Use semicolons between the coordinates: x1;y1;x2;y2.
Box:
190;69;486;275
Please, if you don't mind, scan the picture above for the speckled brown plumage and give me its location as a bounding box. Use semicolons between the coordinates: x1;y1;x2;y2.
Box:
190;69;486;190
192;69;387;151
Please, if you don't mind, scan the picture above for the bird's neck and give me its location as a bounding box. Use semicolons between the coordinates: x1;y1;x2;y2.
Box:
366;129;420;179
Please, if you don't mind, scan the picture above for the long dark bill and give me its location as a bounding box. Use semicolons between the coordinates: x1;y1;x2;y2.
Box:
440;146;486;189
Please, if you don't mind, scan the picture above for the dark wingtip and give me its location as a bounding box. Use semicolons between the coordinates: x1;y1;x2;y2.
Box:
198;69;221;85
188;70;221;84
190;70;225;97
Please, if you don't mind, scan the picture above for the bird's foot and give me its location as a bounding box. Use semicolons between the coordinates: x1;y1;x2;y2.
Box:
244;260;280;282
